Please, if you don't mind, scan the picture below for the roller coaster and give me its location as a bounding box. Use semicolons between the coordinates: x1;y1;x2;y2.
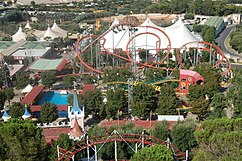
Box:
74;21;232;79
57;130;186;161
60;18;233;161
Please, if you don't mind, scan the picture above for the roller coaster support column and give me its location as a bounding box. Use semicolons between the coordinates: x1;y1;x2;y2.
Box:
86;134;90;161
142;130;144;148
114;130;118;161
128;78;133;114
135;143;138;153
94;145;98;161
57;145;60;158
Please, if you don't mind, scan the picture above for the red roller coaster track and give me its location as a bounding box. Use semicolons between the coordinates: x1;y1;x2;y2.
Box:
58;132;186;161
176;41;232;76
75;25;172;74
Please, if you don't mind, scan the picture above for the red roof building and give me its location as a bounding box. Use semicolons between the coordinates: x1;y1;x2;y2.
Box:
100;120;176;130
30;105;68;113
22;85;45;105
42;127;71;144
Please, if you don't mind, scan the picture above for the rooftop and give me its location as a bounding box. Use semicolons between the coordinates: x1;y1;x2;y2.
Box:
205;16;224;30
12;49;50;57
29;59;67;71
42;127;71;144
22;85;45;105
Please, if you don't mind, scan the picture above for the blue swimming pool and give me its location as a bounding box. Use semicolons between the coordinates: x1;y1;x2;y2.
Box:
38;91;70;105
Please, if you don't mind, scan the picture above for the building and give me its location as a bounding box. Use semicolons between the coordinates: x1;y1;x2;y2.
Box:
179;69;204;94
205;16;226;37
0;40;53;64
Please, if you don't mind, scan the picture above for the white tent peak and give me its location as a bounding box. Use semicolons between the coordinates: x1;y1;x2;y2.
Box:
110;18;120;28
24;21;32;30
12;26;26;42
51;21;67;37
43;26;61;40
140;17;159;28
21;84;33;94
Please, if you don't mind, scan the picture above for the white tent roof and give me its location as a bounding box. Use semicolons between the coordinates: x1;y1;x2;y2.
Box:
102;18;200;53
110;18;120;28
12;26;26;42
140;17;161;28
43;26;62;40
24;21;32;30
51;22;67;37
21;84;33;93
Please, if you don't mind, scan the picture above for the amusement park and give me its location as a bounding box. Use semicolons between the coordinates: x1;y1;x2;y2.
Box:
0;3;241;161
54;16;234;161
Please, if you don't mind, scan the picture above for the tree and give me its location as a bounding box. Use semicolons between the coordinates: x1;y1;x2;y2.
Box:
171;119;197;152
63;75;75;88
202;26;215;43
153;121;170;141
157;85;177;115
209;93;227;119
84;89;104;115
130;144;174;161
0;91;6;110
49;134;76;161
131;83;156;118
144;68;165;82
9;102;24;118
193;118;242;161
3;87;14;105
190;97;210;118
40;102;58;123
0;120;47;161
15;71;31;90
30;0;35;6
103;88;126;120
40;71;57;88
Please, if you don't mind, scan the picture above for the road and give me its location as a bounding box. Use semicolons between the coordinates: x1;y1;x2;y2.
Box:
217;25;235;54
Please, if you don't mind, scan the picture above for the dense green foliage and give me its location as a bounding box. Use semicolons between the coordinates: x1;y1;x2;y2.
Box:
146;0;242;16
0;120;47;161
153;121;170;141
15;71;31;90
130;144;174;161
9;102;24;118
103;88;126;119
193;118;242;161
48;134;77;161
188;64;220;119
40;71;57;88
40;102;58;123
131;83;156;118
157;85;177;115
230;25;242;53
171;120;197;152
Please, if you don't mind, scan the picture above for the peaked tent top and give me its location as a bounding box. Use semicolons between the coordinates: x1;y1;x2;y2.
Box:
51;22;67;37
24;21;32;30
12;26;27;42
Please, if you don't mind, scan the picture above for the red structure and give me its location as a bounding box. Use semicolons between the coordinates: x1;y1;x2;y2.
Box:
21;85;45;105
179;69;204;94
